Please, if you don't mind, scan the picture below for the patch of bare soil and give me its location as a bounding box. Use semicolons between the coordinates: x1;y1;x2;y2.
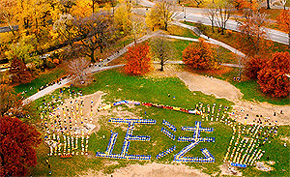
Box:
146;64;183;78
256;162;273;172
80;163;211;177
53;91;103;135
219;163;242;176
177;71;243;102
177;71;290;126
280;137;290;143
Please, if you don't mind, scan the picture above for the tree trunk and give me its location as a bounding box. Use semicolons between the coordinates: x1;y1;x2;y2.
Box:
160;60;164;71
164;23;168;31
90;50;95;63
221;27;224;35
211;20;214;33
267;0;271;9
93;1;94;13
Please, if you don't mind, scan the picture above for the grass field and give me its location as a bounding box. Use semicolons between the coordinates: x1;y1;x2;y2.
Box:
13;67;66;98
31;69;289;176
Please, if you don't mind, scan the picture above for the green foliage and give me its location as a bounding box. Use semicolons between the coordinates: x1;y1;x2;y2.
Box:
7;34;38;64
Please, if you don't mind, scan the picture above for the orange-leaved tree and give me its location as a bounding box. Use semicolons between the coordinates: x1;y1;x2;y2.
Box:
277;9;290;50
124;42;152;75
257;52;290;98
245;55;268;79
9;57;33;84
182;38;218;70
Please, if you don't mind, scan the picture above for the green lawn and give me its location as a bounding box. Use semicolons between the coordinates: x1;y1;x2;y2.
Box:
31;69;289;176
168;25;199;39
13;67;66;98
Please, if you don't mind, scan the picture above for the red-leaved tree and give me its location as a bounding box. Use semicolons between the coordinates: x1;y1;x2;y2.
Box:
0;115;41;176
257;52;290;98
124;42;152;75
245;55;268;79
182;38;218;70
9;57;33;84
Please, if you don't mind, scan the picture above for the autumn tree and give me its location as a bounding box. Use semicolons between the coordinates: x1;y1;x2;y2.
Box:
257;52;290;98
150;37;176;71
67;57;92;85
0;77;36;119
74;11;115;62
114;0;132;33
7;34;38;64
145;0;175;31
277;9;290;50
232;0;259;10
245;55;268;79
0;80;21;116
71;0;96;18
124;42;152;75
205;2;218;33
53;13;76;47
216;0;233;35
0;115;41;176
237;11;269;56
0;0;17;35
9;57;33;84
131;16;146;45
182;38;218;70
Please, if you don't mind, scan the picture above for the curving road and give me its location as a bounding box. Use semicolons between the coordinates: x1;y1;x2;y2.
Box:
136;0;288;45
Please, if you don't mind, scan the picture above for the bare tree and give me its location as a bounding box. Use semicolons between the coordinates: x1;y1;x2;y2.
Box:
280;0;287;9
74;11;116;63
67;57;92;86
150;36;176;71
204;2;218;33
237;11;268;56
131;16;146;45
216;1;233;35
267;0;271;9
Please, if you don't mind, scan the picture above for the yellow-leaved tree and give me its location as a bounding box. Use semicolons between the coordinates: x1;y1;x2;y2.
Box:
114;0;132;33
145;0;175;31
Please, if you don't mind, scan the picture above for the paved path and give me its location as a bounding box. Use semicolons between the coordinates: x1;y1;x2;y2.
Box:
153;60;243;68
0;25;18;33
23;32;161;104
135;0;288;45
24;29;247;104
168;22;246;57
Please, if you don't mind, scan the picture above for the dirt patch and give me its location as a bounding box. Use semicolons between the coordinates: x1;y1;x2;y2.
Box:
177;71;290;126
219;163;242;176
267;161;276;165
177;71;243;102
52;91;103;135
256;162;273;171
146;64;183;78
79;163;211;177
232;100;290;126
280;137;290;143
